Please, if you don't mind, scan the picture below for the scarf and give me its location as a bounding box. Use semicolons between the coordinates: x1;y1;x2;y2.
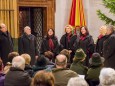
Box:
48;38;54;51
80;35;86;41
98;35;103;39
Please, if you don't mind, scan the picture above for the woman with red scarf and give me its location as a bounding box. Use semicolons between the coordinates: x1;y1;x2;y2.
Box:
95;26;107;56
40;28;59;61
60;25;78;63
79;26;94;66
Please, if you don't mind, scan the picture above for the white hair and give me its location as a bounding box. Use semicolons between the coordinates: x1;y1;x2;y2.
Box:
67;77;89;86
12;56;25;70
24;26;31;31
99;68;115;86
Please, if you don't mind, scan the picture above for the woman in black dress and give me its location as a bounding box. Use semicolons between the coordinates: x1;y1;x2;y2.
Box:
60;25;79;63
40;28;59;61
79;26;94;66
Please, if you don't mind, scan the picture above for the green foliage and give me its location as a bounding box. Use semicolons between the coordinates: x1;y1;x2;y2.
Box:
97;0;115;25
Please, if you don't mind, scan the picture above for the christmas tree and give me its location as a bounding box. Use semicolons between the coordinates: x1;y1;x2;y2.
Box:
97;0;115;25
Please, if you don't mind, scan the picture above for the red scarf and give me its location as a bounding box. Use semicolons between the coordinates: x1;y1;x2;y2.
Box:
48;38;54;51
80;35;86;41
98;35;103;39
67;33;72;42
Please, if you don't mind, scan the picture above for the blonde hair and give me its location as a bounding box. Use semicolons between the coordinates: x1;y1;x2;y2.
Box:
21;54;31;65
65;25;73;32
99;25;107;36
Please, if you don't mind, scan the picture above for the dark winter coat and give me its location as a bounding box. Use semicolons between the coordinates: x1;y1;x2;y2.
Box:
95;35;107;56
79;35;94;66
85;66;102;86
70;60;88;75
4;67;31;86
18;33;38;65
40;36;59;55
60;34;78;51
60;34;79;63
103;33;115;69
0;73;5;86
52;68;78;86
24;64;33;77
86;66;102;81
0;31;13;65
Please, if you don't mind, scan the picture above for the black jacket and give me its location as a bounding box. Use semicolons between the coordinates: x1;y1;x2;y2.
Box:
95;35;107;56
0;31;13;65
103;33;115;69
18;33;38;65
4;67;31;86
60;34;78;52
79;35;94;66
40;36;59;55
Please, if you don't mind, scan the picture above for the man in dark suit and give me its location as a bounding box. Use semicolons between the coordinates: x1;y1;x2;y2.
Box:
103;25;115;69
0;23;13;65
18;26;38;65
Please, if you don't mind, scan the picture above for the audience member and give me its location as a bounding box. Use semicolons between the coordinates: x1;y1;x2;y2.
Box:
21;54;33;77
44;51;55;68
52;54;78;86
70;48;88;75
67;77;89;86
4;56;31;86
86;53;104;86
32;55;48;75
0;58;5;86
60;49;70;67
32;70;55;86
4;52;19;74
99;68;115;86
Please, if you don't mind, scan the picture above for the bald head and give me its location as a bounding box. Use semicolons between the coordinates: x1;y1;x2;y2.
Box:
12;56;25;70
0;23;7;32
55;54;67;68
24;26;31;35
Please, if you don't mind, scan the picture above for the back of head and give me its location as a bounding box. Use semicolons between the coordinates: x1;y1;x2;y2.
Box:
35;55;47;66
55;54;67;68
44;51;54;61
12;56;25;70
21;54;31;65
8;52;19;63
106;25;115;35
99;68;115;86
67;77;88;86
33;70;55;86
60;49;70;60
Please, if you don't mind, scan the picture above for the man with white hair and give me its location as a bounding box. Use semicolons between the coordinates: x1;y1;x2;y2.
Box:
99;68;115;86
4;56;31;86
0;23;13;65
52;54;78;86
18;26;38;65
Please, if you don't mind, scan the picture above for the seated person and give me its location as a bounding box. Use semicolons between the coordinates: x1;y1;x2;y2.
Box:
70;48;88;75
85;53;104;86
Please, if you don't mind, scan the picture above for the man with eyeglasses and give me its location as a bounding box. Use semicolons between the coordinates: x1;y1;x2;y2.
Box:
0;23;13;65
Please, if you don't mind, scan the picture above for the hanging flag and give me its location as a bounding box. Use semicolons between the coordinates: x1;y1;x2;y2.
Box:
69;0;86;32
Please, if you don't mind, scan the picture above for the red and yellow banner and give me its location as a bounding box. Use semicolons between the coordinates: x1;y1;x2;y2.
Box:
69;0;86;27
